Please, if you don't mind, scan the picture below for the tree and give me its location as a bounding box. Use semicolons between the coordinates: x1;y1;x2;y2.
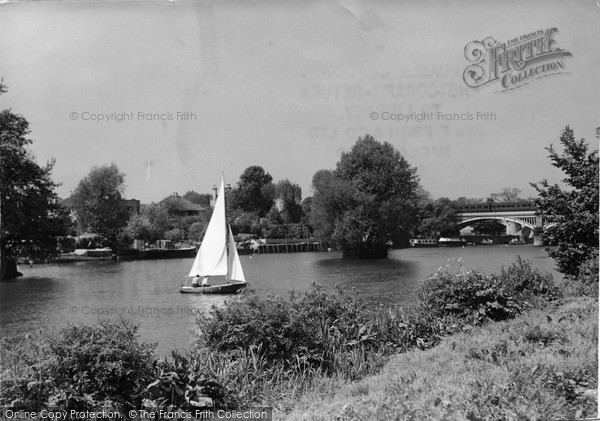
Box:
0;81;70;280
229;166;275;217
140;202;170;236
71;164;129;240
123;213;160;242
417;197;460;238
300;196;313;224
164;228;184;242
489;187;522;203
262;205;285;238
531;126;599;277
274;179;303;223
187;221;207;242
311;169;354;244
311;134;420;258
229;208;261;235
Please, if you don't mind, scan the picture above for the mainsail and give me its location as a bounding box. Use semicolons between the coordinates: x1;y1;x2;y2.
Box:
227;226;246;282
187;178;227;277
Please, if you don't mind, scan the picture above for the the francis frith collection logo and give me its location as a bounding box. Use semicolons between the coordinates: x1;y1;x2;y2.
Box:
463;28;572;92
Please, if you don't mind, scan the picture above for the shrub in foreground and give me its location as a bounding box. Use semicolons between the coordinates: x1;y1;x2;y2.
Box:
196;285;381;377
560;258;599;298
1;320;155;411
144;351;227;411
416;257;559;327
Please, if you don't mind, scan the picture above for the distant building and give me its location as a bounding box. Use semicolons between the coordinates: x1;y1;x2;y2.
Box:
158;193;208;217
122;199;141;216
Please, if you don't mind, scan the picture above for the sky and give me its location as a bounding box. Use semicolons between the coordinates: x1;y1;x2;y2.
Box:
0;0;598;204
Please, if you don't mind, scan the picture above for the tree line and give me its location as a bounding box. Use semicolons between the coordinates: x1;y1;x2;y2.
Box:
63;160;527;253
122;166;311;244
1;79;597;279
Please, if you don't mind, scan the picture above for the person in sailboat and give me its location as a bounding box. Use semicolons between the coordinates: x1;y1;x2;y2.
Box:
192;275;200;287
202;275;211;287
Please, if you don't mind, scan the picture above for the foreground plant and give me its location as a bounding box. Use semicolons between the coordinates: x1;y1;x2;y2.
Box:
531;125;599;278
417;256;560;327
1;320;155;411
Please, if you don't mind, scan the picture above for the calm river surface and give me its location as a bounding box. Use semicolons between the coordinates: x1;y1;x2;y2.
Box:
0;245;559;355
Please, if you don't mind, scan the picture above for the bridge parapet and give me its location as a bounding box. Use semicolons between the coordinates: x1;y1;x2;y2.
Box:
452;201;537;213
454;202;544;229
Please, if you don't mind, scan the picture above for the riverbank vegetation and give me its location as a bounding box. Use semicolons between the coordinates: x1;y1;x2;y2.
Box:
0;81;71;280
531;125;599;277
286;294;597;420
2;258;595;418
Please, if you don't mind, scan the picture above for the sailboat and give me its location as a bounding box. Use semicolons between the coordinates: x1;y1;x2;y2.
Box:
180;178;248;294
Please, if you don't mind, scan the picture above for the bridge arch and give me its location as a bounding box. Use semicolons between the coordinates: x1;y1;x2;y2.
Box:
458;216;536;230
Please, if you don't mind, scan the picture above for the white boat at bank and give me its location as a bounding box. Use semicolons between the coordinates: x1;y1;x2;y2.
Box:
437;237;467;247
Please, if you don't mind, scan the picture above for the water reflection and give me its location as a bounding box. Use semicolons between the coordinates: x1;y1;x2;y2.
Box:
314;254;420;305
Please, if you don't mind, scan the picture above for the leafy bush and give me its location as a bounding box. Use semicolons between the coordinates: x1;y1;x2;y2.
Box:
1;333;48;410
1;320;155;412
416;258;558;327
561;259;599;298
197;293;313;364
197;285;401;379
46;320;156;411
531;126;599;277
498;256;561;302
417;266;523;326
144;351;226;411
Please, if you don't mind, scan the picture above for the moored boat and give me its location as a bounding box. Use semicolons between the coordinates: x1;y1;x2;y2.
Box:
409;238;438;247
56;247;114;262
438;237;467;247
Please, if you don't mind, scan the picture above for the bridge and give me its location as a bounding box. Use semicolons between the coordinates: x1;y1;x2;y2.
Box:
453;201;544;239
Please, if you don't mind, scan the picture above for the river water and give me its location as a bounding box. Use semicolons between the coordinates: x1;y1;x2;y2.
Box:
0;245;559;356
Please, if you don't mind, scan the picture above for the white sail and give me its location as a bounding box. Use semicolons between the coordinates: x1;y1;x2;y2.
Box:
227;225;246;282
187;178;227;277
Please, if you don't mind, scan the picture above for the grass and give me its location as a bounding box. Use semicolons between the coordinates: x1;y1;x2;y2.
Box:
281;296;598;420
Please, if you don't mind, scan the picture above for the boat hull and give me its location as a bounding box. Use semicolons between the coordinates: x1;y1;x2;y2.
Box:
119;247;196;260
409;239;438;248
179;282;247;294
438;238;467;247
